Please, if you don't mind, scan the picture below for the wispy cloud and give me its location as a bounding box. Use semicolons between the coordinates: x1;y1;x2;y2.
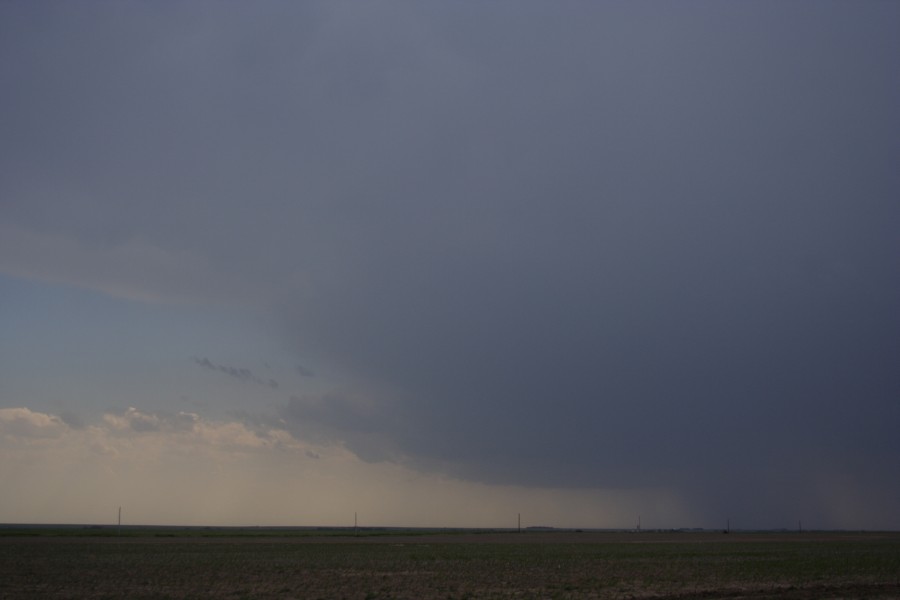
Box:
0;407;68;438
0;407;302;453
193;357;278;389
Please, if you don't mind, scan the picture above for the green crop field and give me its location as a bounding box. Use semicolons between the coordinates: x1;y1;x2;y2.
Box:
1;529;898;599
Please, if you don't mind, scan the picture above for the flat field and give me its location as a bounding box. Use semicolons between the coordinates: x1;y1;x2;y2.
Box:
1;529;898;599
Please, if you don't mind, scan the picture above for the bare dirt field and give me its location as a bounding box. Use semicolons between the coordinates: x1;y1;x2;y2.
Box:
1;530;898;599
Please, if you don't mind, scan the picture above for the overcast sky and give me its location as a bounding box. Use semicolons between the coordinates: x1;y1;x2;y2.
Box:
2;1;898;530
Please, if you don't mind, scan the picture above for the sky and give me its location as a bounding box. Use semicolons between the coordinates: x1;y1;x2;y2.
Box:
1;1;898;530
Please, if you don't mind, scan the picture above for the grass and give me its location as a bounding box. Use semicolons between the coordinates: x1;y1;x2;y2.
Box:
1;530;898;598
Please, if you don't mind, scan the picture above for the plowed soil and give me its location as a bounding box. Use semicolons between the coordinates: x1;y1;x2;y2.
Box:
2;531;897;599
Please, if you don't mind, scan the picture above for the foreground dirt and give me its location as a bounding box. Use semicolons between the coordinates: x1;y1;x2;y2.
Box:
1;531;898;599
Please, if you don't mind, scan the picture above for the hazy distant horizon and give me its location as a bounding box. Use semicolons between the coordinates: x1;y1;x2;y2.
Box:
5;522;894;534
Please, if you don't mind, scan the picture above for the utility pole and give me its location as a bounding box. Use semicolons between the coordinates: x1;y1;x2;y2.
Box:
518;513;521;533
117;507;121;536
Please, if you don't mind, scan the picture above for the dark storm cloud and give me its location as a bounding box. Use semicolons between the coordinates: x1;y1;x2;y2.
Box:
2;1;899;526
284;394;404;463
